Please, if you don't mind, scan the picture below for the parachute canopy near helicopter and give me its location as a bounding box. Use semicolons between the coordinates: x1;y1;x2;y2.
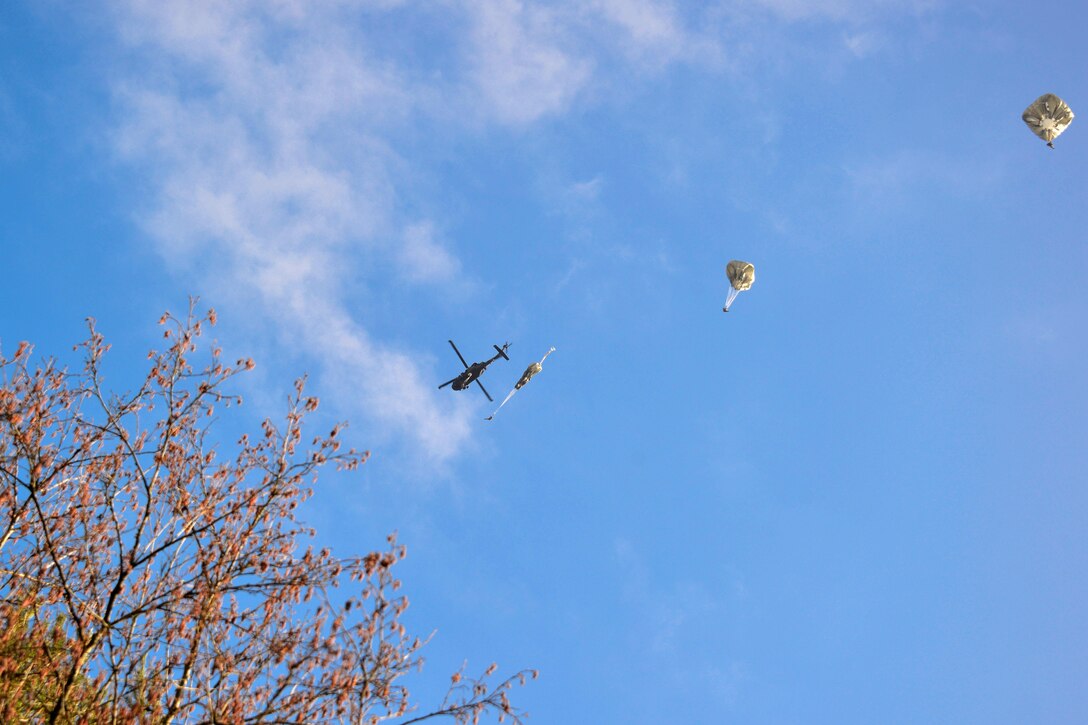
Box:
1022;93;1074;148
723;260;755;312
486;347;555;421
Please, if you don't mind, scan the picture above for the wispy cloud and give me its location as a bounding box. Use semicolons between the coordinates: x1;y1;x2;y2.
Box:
110;1;472;461
397;222;461;285
465;0;593;125
843;148;1006;208
613;537;746;707
592;0;718;67
105;0;943;463
461;0;727;124
567;175;604;201
105;0;733;463
843;29;884;58
747;0;937;23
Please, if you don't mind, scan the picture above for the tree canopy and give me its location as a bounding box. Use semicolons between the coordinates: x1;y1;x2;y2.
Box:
0;305;533;723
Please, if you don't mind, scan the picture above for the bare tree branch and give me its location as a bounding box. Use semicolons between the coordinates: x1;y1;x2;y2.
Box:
0;305;533;723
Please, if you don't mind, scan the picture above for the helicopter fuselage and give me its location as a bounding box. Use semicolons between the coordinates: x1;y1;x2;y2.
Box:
439;341;510;402
450;363;488;390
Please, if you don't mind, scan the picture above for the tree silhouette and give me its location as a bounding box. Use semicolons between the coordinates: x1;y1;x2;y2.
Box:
0;304;534;723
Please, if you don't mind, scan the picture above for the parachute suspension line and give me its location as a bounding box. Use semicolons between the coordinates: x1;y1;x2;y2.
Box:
486;386;519;421
724;260;754;312
486;347;556;421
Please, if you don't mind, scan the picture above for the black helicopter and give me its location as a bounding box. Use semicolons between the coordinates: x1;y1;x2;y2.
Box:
438;340;510;402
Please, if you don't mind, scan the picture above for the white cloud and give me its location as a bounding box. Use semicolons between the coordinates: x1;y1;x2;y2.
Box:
568;175;604;201
460;0;732;125
591;0;709;66
747;0;936;23
843;149;1006;208
105;0;944;463
110;1;472;462
595;0;683;45
613;537;746;707
398;222;461;284
843;29;883;58
465;0;594;125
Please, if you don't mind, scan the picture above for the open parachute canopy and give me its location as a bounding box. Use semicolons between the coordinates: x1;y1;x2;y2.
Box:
724;260;755;312
1022;93;1074;148
485;347;556;421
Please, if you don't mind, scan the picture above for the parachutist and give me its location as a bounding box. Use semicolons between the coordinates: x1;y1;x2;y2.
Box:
485;347;556;421
724;260;755;312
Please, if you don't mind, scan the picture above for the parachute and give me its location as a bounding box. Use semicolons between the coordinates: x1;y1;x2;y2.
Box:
723;261;755;312
485;347;555;421
1022;93;1074;148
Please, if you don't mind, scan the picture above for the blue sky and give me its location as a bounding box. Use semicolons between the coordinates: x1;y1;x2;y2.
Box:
2;1;1087;722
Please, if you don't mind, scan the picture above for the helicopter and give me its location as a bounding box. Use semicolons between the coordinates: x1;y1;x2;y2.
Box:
438;340;510;402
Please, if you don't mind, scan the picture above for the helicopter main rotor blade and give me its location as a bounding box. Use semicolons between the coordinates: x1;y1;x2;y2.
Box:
475;379;493;402
448;340;470;369
438;377;458;390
